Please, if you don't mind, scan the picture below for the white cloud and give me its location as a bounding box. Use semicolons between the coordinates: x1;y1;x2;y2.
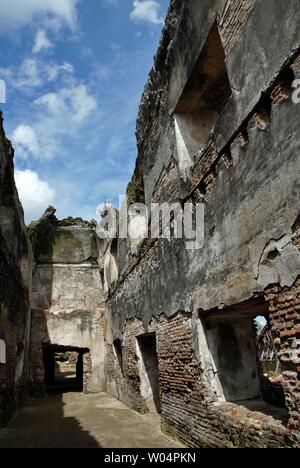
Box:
32;30;53;54
15;169;55;222
0;58;74;91
130;1;163;25
0;58;42;89
9;82;98;162
0;0;79;31
35;83;97;123
12;125;40;159
4;36;98;162
70;84;98;122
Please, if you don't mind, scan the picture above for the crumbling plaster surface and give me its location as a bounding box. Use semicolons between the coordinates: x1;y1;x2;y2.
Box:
32;265;103;312
137;0;300;205
29;209;106;393
33;308;106;392
215;0;300;151
108;0;300;338
109;96;300;330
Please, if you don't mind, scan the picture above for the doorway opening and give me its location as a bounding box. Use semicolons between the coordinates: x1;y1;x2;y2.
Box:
113;339;124;375
256;316;280;373
136;333;161;413
199;298;288;425
43;344;90;394
256;316;286;410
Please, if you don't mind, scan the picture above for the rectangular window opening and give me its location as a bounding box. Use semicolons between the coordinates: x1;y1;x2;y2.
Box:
113;339;124;375
174;21;232;175
198;299;288;426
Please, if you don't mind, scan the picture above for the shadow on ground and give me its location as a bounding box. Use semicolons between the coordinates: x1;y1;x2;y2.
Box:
0;392;183;449
0;393;101;448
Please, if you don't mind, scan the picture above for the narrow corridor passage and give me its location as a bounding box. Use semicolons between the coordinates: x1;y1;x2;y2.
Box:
0;393;182;448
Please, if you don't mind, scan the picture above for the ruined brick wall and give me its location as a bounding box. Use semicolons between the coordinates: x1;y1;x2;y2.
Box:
219;0;256;54
0;114;33;425
121;321;148;412
157;315;218;448
265;278;300;446
105;0;300;448
158;314;288;448
106;320;151;413
106;313;290;448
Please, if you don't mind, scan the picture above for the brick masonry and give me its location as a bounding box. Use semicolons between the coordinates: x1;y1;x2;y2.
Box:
219;0;256;55
265;277;300;447
106;312;296;448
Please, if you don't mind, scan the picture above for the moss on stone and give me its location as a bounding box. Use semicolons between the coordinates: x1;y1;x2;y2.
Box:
161;420;190;447
39;230;82;263
161;419;239;448
126;167;144;205
52;230;81;253
127;174;140;205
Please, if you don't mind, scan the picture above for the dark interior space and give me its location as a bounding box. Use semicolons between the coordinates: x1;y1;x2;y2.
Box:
137;333;161;413
202;298;289;425
113;339;124;375
174;21;232;159
43;345;90;394
175;21;232;115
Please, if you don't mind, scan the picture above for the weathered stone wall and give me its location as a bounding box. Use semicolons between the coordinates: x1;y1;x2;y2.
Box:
105;0;300;448
29;209;106;394
0;114;33;426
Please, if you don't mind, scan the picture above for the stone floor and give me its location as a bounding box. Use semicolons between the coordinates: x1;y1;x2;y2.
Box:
0;392;183;448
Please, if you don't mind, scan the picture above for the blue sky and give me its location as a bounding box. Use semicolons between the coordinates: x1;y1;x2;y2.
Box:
0;0;169;223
